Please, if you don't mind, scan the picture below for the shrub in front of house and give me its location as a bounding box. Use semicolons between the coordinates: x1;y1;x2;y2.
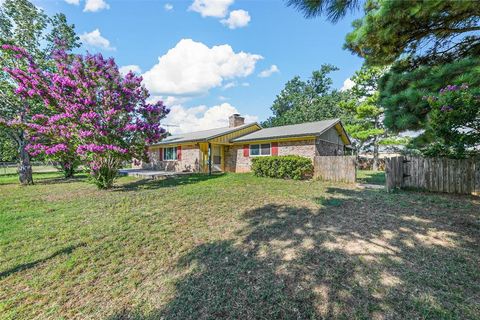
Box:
251;155;313;180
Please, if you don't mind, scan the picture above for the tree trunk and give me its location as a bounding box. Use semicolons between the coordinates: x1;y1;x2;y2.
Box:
18;139;33;185
61;161;75;179
372;116;380;171
373;138;379;171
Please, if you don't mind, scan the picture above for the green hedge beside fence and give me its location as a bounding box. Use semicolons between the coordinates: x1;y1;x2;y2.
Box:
251;155;313;180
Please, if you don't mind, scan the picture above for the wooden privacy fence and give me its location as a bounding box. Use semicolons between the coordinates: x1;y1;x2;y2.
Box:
386;156;480;195
314;156;356;183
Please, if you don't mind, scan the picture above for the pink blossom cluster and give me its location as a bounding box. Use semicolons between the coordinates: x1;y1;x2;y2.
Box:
25;143;46;156
48;113;74;124
45;144;69;155
77;144;128;154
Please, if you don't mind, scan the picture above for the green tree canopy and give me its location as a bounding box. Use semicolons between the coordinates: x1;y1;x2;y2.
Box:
263;65;352;127
345;0;480;66
287;0;480;157
380;57;480;132
0;0;80;184
341;66;391;169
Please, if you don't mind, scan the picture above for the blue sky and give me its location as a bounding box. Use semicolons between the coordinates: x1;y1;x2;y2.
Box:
36;0;363;133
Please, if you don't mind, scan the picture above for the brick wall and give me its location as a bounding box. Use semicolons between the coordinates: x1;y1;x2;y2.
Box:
278;140;316;159
225;145;249;173
139;145;201;172
225;139;316;173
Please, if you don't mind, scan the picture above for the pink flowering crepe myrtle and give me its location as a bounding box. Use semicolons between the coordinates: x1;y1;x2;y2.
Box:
1;44;169;187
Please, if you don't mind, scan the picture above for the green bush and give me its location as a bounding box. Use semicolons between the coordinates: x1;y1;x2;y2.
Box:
251;155;313;180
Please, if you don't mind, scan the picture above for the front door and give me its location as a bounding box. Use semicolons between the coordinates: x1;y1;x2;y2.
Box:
212;145;223;171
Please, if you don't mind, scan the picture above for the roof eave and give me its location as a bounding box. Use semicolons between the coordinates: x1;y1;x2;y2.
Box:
151;138;204;146
150;122;262;146
206;122;261;141
232;132;321;143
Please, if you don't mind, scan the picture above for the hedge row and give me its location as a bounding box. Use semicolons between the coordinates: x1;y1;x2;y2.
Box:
251;155;313;180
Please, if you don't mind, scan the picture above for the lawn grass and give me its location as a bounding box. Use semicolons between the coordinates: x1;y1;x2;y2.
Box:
357;169;386;185
0;165;59;176
0;172;479;319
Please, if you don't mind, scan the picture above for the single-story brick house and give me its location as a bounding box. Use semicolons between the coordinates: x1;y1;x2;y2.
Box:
136;114;351;173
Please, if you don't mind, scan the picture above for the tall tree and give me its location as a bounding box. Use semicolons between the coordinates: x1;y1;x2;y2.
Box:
0;0;79;184
264;65;352;127
288;0;480;155
345;1;480;154
340;66;387;170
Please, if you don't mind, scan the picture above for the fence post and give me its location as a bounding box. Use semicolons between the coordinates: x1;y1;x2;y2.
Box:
385;156;403;192
474;160;480;196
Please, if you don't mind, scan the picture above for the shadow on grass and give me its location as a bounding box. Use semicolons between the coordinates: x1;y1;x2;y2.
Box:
114;173;226;192
0;172;88;186
108;187;479;319
35;173;89;185
0;243;86;280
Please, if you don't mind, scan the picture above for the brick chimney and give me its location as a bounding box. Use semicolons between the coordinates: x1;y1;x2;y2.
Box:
229;114;245;128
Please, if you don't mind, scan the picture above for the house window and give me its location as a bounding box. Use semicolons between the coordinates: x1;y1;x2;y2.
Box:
163;147;177;161
250;143;271;156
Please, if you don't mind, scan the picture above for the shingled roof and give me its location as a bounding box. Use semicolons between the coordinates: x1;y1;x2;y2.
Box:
152;122;260;145
231;119;349;143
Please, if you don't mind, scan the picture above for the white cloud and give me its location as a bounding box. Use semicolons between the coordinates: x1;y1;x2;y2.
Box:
119;65;142;76
142;38;262;96
189;0;233;18
84;0;109;12
148;95;191;106
222;81;249;90
164;3;173;11
340;78;355;91
218;95;229;101
164;102;258;134
258;65;280;78
79;29;115;51
222;82;236;90
221;9;250;29
65;0;80;5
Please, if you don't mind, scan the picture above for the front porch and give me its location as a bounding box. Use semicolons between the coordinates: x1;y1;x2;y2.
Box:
198;142;226;174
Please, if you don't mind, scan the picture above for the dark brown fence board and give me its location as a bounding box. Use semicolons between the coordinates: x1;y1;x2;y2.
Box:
386;156;479;195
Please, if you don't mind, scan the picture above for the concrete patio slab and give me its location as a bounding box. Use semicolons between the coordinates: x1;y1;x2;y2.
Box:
119;169;192;180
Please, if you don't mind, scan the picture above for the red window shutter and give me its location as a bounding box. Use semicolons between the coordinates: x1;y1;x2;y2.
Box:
271;142;278;156
177;146;182;160
159;148;163;161
243;145;249;157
